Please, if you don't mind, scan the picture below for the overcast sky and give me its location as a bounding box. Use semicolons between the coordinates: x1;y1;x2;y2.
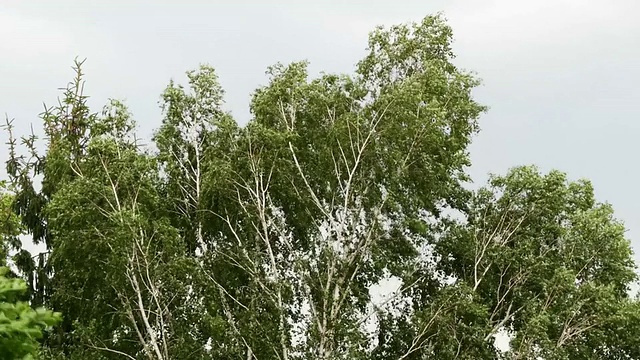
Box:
2;0;639;264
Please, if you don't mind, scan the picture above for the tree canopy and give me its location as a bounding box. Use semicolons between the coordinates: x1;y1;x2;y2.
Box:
2;14;638;360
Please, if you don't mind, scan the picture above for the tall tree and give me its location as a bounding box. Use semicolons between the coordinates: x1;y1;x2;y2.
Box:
0;184;60;359
209;14;485;359
154;65;237;257
429;166;639;359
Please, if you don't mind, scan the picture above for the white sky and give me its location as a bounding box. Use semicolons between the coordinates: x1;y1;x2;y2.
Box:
1;0;640;267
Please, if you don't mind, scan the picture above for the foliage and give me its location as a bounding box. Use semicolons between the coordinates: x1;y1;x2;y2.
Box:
0;267;60;359
1;14;638;360
0;182;22;267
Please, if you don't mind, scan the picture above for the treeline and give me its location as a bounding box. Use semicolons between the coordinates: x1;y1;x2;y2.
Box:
1;15;639;359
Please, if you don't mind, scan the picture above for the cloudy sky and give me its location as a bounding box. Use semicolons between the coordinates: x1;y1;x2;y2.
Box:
2;0;639;263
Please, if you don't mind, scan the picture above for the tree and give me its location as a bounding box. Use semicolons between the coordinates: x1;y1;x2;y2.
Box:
4;61;198;359
3;13;640;360
0;185;60;359
431;166;638;359
154;65;237;258
200;14;485;359
0;181;22;268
